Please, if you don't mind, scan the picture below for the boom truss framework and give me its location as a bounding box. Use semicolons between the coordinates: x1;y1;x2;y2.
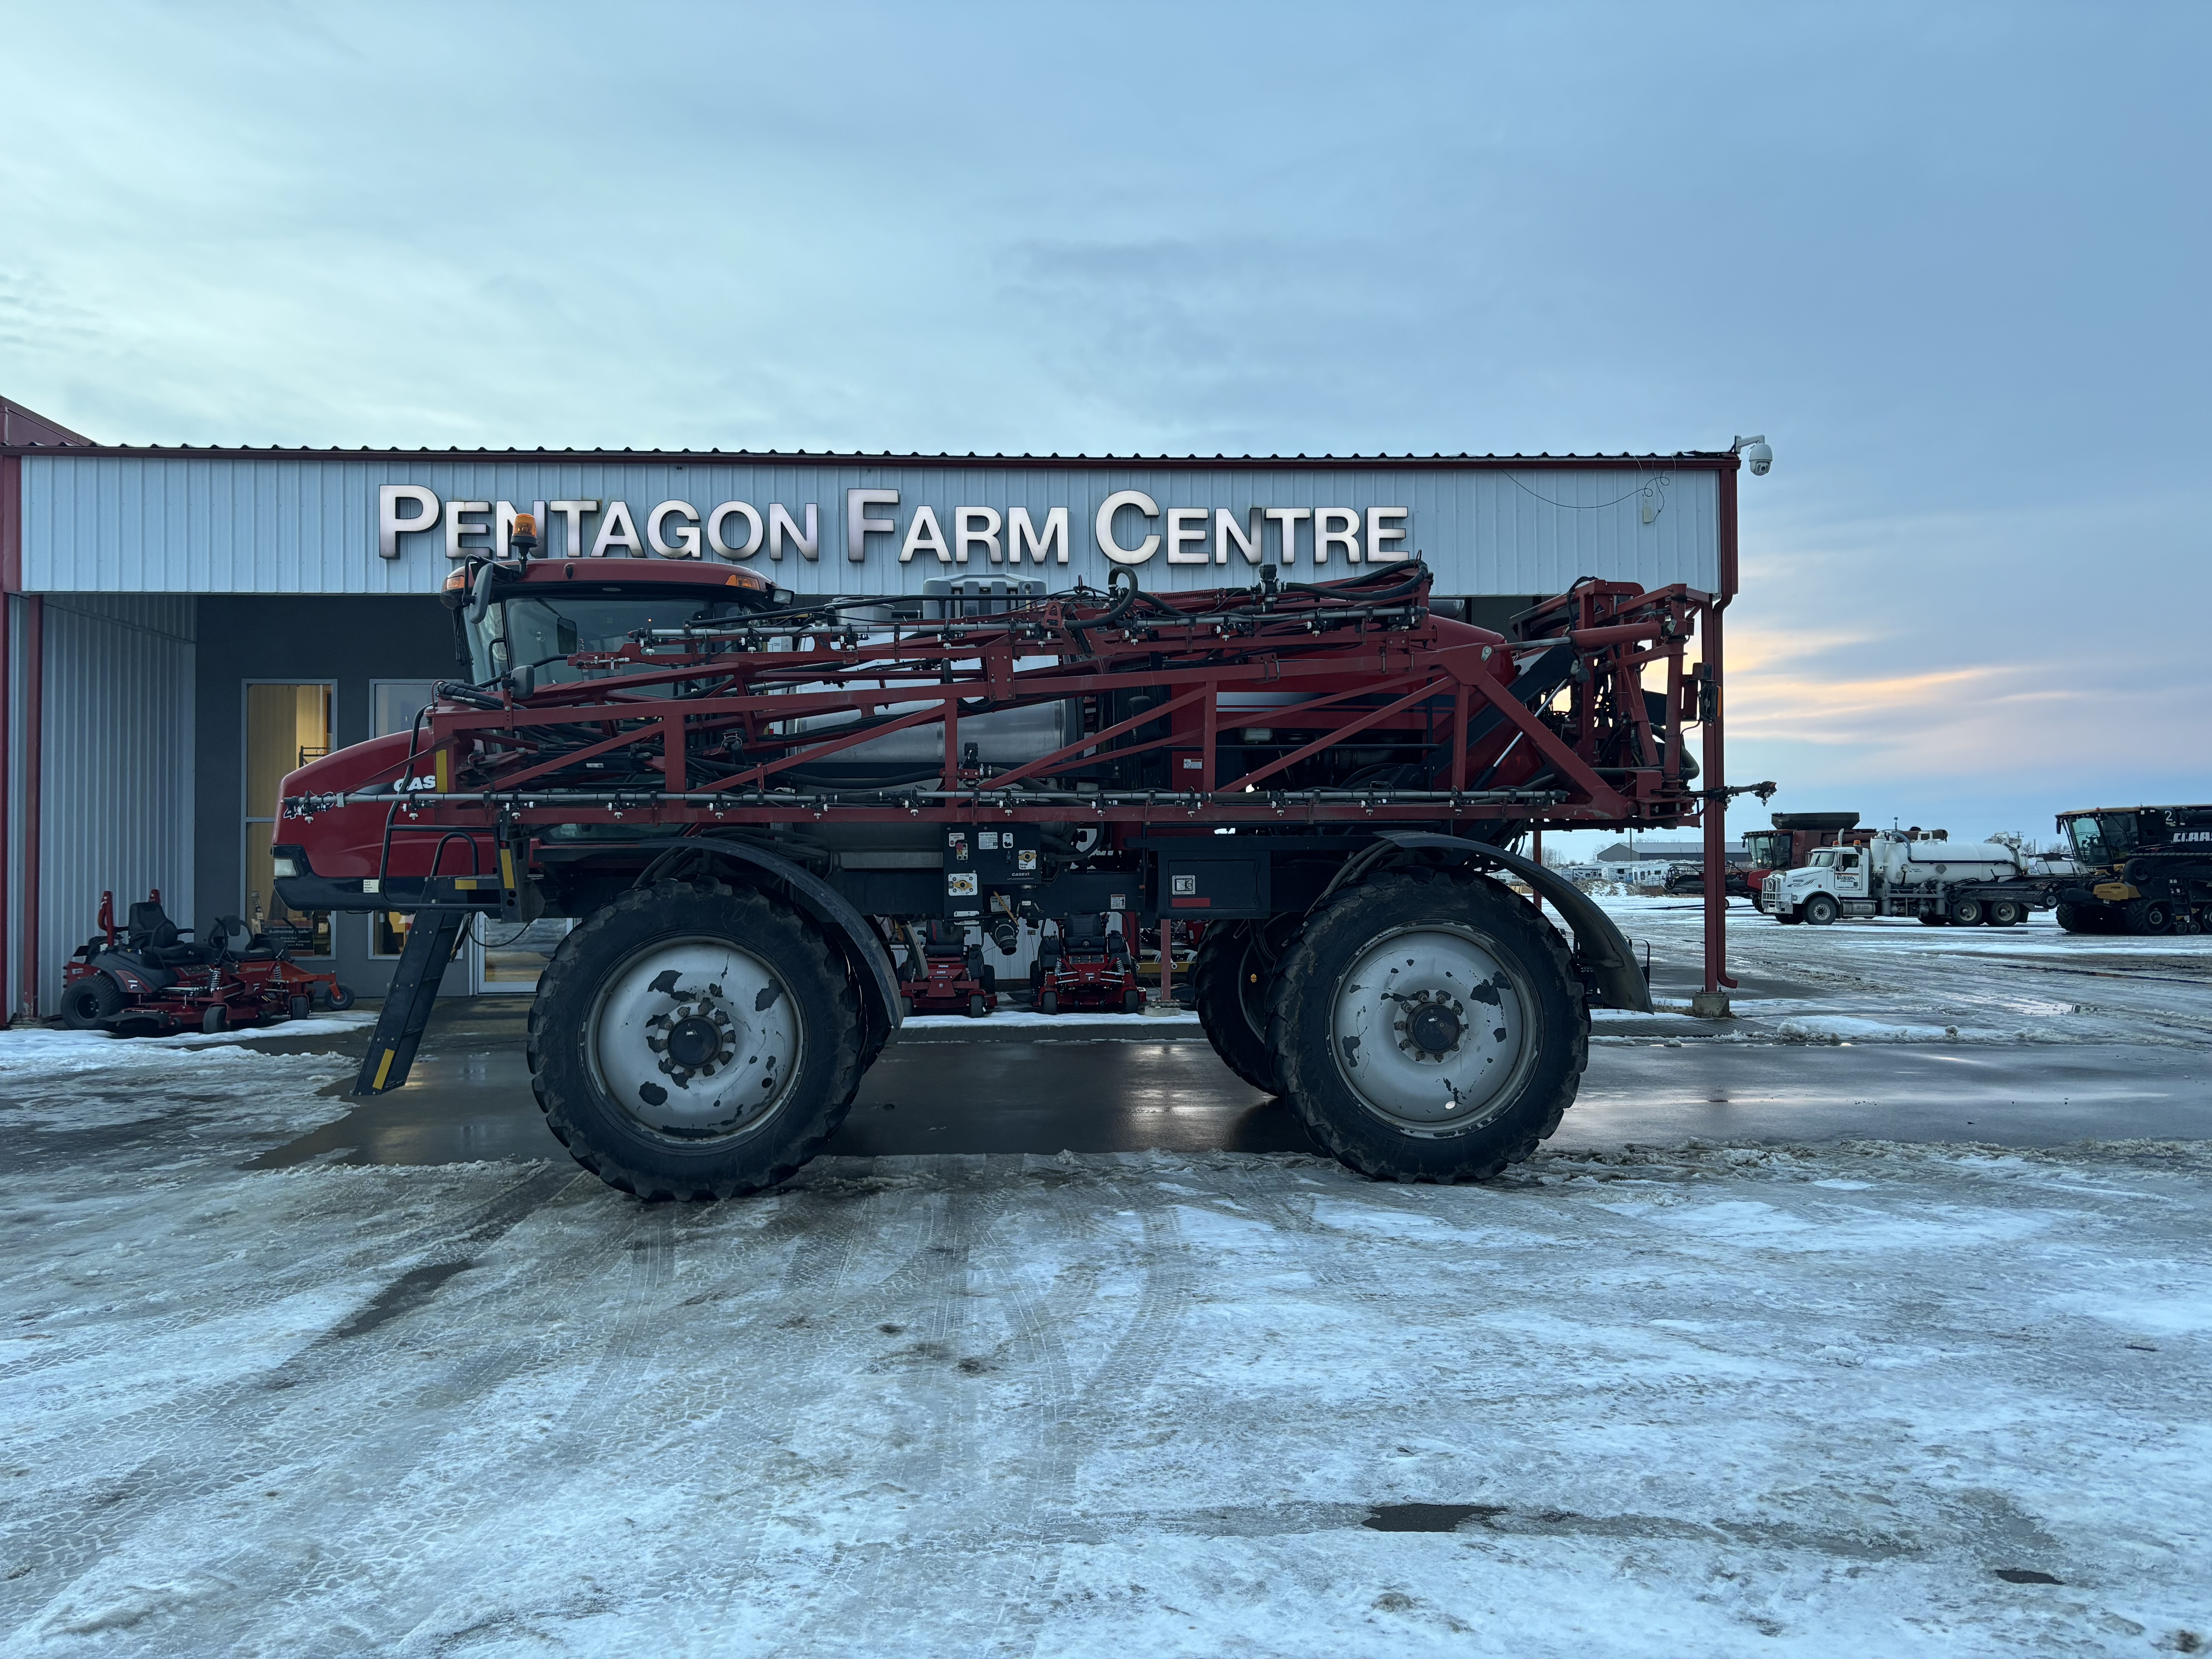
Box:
292;564;1714;840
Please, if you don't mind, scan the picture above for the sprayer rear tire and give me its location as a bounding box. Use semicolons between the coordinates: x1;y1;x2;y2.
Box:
1266;867;1586;1183
1191;921;1282;1094
527;880;861;1201
60;974;124;1031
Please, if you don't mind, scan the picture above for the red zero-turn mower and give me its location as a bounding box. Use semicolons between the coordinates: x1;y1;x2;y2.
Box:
896;920;998;1018
60;890;355;1034
1032;914;1143;1015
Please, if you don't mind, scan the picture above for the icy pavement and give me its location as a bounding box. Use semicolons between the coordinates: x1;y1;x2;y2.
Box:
3;1042;2209;1656
1591;899;2212;1050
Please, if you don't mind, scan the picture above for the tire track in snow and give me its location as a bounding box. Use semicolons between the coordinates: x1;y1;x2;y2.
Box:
0;1166;587;1644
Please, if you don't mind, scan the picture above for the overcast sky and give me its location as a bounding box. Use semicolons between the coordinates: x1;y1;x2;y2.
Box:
2;2;2204;845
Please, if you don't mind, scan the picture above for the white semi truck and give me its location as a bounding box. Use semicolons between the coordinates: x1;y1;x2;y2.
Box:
1762;830;2068;927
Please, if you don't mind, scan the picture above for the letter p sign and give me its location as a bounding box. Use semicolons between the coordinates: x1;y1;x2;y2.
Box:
379;485;440;559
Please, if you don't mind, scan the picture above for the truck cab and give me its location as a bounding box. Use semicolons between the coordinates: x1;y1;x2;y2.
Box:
1744;812;1861;910
1763;845;1870;925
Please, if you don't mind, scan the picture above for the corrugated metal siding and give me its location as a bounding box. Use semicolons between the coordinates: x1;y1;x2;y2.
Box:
36;594;196;1006
3;596;26;1016
21;457;1723;598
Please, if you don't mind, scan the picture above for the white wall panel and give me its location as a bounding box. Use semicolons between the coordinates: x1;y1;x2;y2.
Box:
22;455;1726;599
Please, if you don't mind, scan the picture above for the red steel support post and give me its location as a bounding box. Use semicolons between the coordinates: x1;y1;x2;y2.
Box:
1701;601;1729;996
1701;451;1741;1003
0;454;14;1019
0;591;10;1019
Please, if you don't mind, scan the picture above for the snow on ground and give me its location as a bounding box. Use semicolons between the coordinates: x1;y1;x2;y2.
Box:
904;1007;1199;1032
0;1012;377;1073
1591;898;2212;1049
2;1049;2209;1656
0;1035;362;1150
3;916;2210;1652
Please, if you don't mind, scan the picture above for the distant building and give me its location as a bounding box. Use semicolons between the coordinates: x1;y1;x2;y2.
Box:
1594;840;1744;864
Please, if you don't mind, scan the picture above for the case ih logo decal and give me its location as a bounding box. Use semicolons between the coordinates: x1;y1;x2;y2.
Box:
378;486;1410;572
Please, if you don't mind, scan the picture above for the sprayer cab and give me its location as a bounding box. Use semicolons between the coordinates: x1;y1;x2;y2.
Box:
440;548;788;691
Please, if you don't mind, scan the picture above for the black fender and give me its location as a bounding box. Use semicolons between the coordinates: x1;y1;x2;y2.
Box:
91;951;178;994
620;837;903;1048
1374;830;1653;1013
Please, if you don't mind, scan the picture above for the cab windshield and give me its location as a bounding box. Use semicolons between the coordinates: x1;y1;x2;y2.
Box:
1743;830;1788;867
467;591;764;685
2065;813;2135;866
1808;848;1837;868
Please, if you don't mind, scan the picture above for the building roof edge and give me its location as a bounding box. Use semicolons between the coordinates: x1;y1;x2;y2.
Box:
1;444;1743;471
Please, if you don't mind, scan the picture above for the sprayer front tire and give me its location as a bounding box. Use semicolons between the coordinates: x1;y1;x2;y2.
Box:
527;880;861;1201
1266;868;1587;1183
60;974;124;1031
1191;921;1282;1094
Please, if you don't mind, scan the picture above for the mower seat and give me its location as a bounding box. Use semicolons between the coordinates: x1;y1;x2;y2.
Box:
127;899;219;968
920;921;970;960
1058;914;1132;963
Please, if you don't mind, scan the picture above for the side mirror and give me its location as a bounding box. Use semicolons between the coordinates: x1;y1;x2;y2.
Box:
467;563;498;626
508;662;538;701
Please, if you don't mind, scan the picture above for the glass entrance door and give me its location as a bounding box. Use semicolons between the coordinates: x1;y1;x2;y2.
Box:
244;682;334;956
469;915;572;994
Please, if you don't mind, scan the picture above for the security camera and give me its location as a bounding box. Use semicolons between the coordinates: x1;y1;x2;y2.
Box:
1732;434;1773;476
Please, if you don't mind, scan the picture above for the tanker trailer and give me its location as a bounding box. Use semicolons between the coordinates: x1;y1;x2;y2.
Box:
1763;829;2047;926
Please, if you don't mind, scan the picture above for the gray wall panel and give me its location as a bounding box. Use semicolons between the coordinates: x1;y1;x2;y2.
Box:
36;594;197;1006
4;596;25;1017
23;455;1723;599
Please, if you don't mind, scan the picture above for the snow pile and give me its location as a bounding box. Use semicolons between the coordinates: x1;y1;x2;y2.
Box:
2;1131;2207;1655
1771;1015;1960;1044
0;1011;375;1073
0;1026;359;1144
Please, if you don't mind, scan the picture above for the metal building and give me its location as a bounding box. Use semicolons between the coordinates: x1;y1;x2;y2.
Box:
0;398;1745;1012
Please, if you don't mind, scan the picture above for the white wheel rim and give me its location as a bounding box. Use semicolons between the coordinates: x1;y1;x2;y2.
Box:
586;936;803;1140
1327;923;1537;1135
